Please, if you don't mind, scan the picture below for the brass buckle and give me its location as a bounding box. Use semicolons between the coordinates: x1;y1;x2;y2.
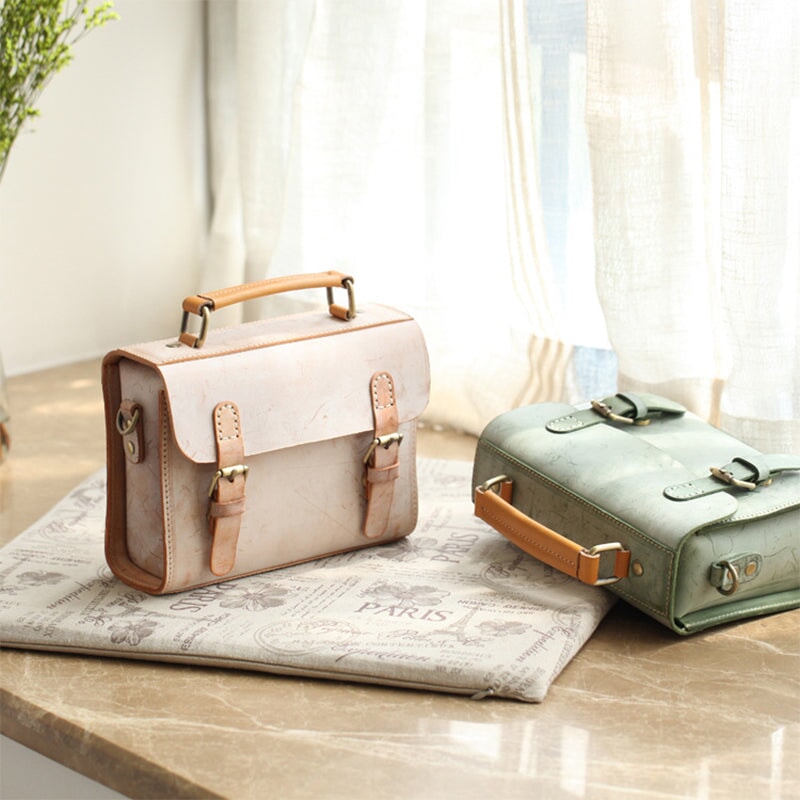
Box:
584;542;627;586
709;466;757;491
591;399;650;426
208;464;249;497
363;432;403;464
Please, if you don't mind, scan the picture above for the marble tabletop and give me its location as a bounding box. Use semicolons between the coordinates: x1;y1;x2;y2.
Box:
1;360;798;799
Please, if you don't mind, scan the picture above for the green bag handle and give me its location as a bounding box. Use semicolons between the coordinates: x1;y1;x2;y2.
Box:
473;476;632;587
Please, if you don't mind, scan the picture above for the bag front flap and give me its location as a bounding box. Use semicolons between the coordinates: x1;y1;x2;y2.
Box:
475;400;800;550
117;304;430;464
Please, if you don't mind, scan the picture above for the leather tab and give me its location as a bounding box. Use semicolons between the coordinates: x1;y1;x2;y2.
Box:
117;400;144;464
363;372;401;539
208;402;246;576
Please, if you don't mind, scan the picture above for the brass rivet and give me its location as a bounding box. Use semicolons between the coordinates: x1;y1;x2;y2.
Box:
632;561;644;577
745;561;758;577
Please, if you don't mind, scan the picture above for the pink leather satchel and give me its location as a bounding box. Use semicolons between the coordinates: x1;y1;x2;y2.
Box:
102;272;430;594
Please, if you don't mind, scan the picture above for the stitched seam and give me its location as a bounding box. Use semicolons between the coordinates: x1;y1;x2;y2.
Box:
477;500;578;571
372;373;395;409
718;500;799;522
160;393;173;589
215;403;240;441
547;414;586;432
666;483;706;499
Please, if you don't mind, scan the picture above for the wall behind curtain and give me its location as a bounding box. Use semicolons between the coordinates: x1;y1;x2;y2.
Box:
0;0;208;376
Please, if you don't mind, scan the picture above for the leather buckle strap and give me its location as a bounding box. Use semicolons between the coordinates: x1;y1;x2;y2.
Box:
546;392;686;434
363;372;401;539
664;454;800;501
474;477;631;586
208;401;247;576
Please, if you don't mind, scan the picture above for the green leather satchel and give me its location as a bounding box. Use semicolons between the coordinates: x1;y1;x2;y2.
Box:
472;393;800;634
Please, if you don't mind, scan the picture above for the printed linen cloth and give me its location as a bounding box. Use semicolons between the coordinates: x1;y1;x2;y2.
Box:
0;459;614;702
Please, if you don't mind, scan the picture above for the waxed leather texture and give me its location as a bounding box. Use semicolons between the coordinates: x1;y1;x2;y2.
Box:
103;294;430;595
472;395;800;634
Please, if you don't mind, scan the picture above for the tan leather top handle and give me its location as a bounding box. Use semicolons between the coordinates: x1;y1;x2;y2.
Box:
474;476;631;586
179;271;355;348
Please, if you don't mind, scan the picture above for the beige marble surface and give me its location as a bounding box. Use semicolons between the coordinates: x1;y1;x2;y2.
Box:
1;360;799;799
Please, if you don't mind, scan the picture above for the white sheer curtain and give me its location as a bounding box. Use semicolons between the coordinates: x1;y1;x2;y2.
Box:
587;0;800;452
202;0;799;451
202;0;607;435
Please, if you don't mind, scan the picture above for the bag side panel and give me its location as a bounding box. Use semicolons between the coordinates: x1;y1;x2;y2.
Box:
118;359;168;579
102;352;168;593
673;506;800;624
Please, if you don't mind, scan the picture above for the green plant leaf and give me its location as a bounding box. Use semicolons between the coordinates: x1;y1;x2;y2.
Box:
0;0;117;179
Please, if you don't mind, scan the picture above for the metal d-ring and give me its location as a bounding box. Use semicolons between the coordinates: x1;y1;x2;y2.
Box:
476;475;509;494
115;407;140;436
716;560;740;596
326;277;357;320
180;305;212;349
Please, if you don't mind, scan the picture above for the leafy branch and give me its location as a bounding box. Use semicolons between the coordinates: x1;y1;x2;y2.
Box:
0;0;117;180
